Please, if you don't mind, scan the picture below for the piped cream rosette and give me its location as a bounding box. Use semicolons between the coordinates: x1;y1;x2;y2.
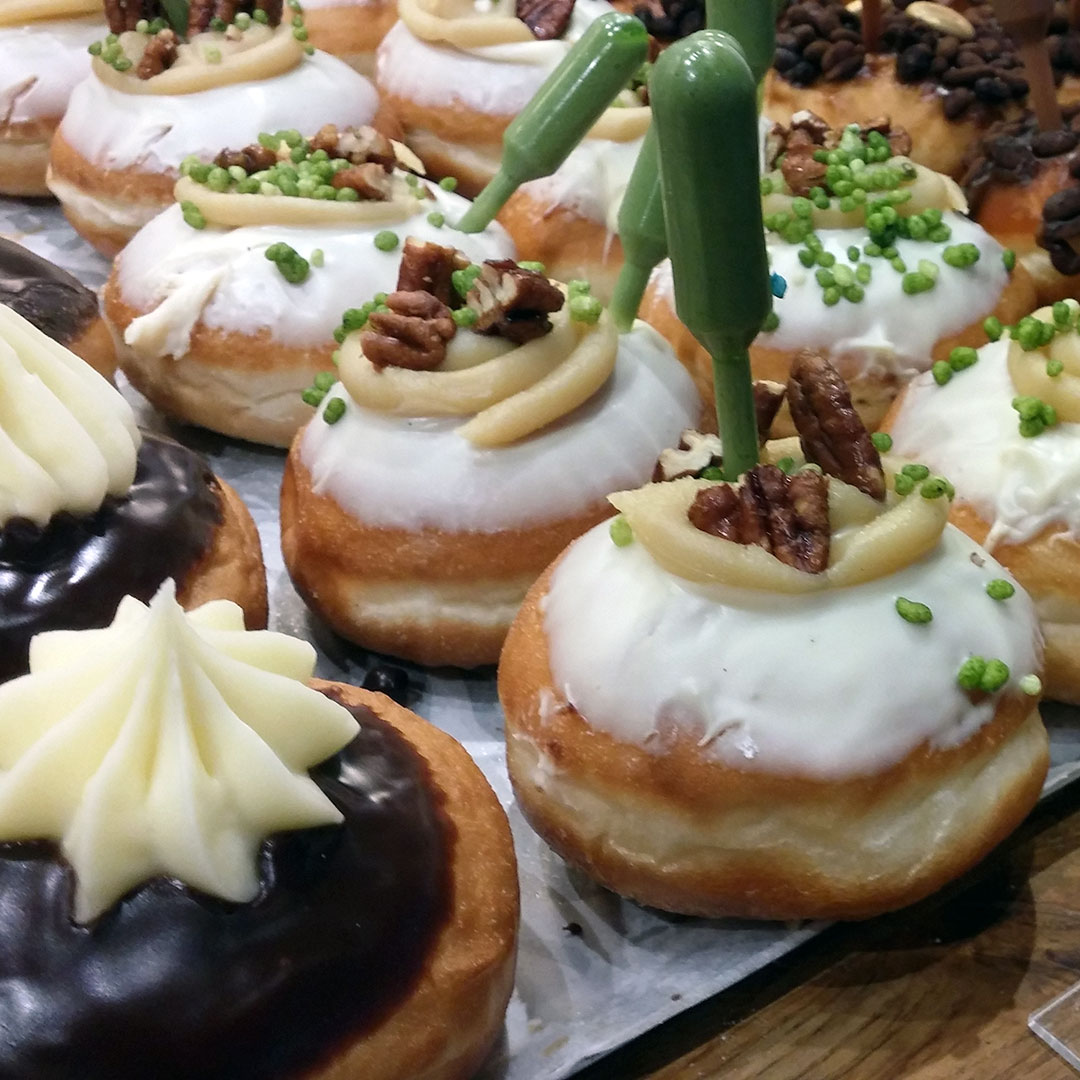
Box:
0;582;357;923
338;294;618;448
0;0;97;24
93;21;305;95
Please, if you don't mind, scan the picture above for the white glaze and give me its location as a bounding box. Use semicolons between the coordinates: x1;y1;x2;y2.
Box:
115;191;514;354
0;16;101;125
57;50;377;173
652;213;1009;379
890;338;1080;547
299;321;701;531
376;0;609;115
544;521;1040;780
44;172;161;231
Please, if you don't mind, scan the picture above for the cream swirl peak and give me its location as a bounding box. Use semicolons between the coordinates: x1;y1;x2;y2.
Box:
0;305;139;528
0;583;357;923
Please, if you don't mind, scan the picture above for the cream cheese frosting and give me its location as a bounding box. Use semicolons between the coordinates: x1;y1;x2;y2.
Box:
0;583;357;923
300;320;700;531
0;16;101;125
889;338;1080;547
0;305;139;528
115;194;514;355
56;50;377;173
651;212;1009;379
543;520;1040;780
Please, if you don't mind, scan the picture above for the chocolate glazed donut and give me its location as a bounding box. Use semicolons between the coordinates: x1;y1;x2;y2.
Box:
0;433;224;682
0;692;454;1079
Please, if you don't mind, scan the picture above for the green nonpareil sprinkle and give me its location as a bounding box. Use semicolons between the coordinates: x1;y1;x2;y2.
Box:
870;431;892;452
983;316;1003;342
957;655;986;691
452;264;482;298
264;241;310;284
775;456;796;474
1002;248;1016;271
570;294;603;324
762;310;780;333
1054;300;1072;326
301;387;325;407
895;597;932;624
902;271;935;295
438;175;458;192
253;7;269;20
374;230;399;252
519;261;547;273
180;200;206;230
931;360;952;386
894;473;915;496
948;346;978;371
855;263;872;285
847;245;860;263
452;307;478;328
609;516;633;547
919;476;951;499
426;211;445;228
1019;674;1043;696
901;463;930;481
700;466;724;480
1047;358;1064;377
313;370;335;392
986;578;1015;601
310;248;324;267
204;46;222;62
292;26;308;40
1012;395;1058;436
322;397;346;424
980;659;1010;692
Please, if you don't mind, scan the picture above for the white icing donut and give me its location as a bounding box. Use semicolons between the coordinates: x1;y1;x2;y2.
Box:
543;520;1040;780
57;50;377;173
889;338;1080;547
0;16;101;124
299;321;701;532
114;191;514;356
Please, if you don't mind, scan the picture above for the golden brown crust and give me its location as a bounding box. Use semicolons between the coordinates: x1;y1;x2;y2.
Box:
640;263;1038;433
305;1;397;68
763;55;1018;180
309;680;518;1080
499;558;1049;920
0;117;58;196
66;315;117;380
280;440;613;666
177;475;269;629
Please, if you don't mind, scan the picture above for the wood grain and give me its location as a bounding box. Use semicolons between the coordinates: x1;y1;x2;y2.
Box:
576;779;1080;1080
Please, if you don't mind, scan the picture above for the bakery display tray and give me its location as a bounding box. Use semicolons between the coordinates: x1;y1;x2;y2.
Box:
7;199;1080;1080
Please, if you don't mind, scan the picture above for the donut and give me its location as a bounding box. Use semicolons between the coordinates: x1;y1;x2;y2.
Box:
103;127;515;447
46;5;380;255
885;300;1080;704
280;248;702;667
0;304;267;683
303;0;397;73
640;114;1037;430
499;351;1048;920
0;236;114;377
375;0;631;196
0;586;519;1079
765;1;1029;180
962;109;1080;305
0;0;102;196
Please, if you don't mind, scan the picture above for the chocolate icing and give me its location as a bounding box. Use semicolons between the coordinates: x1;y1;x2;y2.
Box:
0;432;223;683
0;691;453;1079
0;238;100;347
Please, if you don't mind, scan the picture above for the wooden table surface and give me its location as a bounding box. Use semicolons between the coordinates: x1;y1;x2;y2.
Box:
576;776;1080;1080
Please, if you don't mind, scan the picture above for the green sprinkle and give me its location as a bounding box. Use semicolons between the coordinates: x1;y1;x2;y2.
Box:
798;249;816;268
235;11;252;27
871;431;892;452
901;463;930;481
253;7;269;21
1019;674;1043;696
957;656;987;691
293;25;308;40
942;243;980;269
948;346;978;371
847;245;860;262
426;211;445;228
206;166;229;192
209;15;225;29
902;272;935;295
855;263;872;285
983;316;1003;342
895;596;933;624
570;294;603;324
322;397;346;424
980;659;1010;693
310;248;324;268
920;476;950;499
301;387;326;407
609;516;633;547
1047;358;1064;377
313;370;335;392
842;284;864;303
894;473;915;496
373;230;399;252
452;307;478;328
264;241;309;284
452;264;482;298
88;40;102;55
1002;248;1016;271
822;286;841;306
517;261;546;273
986;578;1015;601
114;57;132;71
762;310;780;333
1054;301;1072;327
180;200;206;230
759;176;774;196
931;360;952;385
335;186;359;202
204;46;222;63
438;176;458;192
775;456;796;474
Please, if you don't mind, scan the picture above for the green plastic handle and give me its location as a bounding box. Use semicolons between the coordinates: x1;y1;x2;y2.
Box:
651;30;771;480
457;11;648;233
704;0;776;85
610;126;665;332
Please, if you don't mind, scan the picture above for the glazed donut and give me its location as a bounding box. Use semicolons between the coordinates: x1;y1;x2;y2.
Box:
375;0;630;196
47;10;379;255
103;128;515;447
885;301;1080;704
0;589;518;1079
0;304;267;682
499;353;1048;920
0;1;102;196
0;236;114;377
303;0;398;73
640;115;1036;430
765;1;1028;179
281;250;701;667
962;110;1080;305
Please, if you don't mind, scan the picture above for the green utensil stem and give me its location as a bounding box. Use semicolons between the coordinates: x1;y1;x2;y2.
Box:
610;261;653;332
458;172;517;234
707;344;760;481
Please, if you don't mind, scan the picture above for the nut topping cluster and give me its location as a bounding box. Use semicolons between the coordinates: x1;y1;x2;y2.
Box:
467;260;566;344
361;291;456;371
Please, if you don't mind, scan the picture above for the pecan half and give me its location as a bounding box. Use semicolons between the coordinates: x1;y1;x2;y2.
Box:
780;128;829;197
653;429;724;482
187;0;216;32
310;124;396;169
517;0;574;40
136;27;178;78
466;260;565;344
105;0;144;33
331;163;393;200
396;238;469;307
787;350;885;500
689;465;830;573
360;291;456;371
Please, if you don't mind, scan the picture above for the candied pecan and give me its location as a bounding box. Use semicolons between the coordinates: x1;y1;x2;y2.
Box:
861;116;913;157
396;238;468;306
780;128;829;196
136;28;178;78
214;142;276;173
517;0;574;40
653;429;724;482
331;163;393;200
633;0;702;42
466;260;565;344
360;291;456;371
187;0;216;32
754;380;786;439
688;465;830;574
214;0;238;25
311;125;396;169
787;350;885;500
